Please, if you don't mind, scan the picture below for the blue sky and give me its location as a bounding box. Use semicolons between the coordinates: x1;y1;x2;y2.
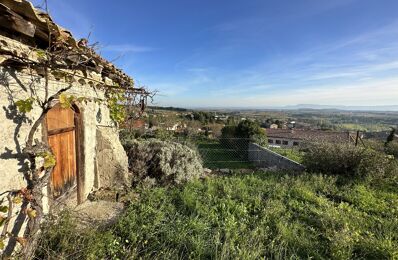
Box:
32;0;398;108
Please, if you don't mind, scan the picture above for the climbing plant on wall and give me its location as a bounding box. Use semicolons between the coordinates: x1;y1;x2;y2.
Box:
0;37;153;258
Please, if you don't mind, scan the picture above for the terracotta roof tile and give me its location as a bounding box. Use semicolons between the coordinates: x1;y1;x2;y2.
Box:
265;128;351;142
0;0;132;87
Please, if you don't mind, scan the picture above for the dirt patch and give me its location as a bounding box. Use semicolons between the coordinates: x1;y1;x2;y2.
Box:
72;200;125;228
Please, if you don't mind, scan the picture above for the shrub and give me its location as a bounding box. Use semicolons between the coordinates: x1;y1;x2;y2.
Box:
236;120;265;139
126;139;204;186
220;125;236;138
220;121;267;155
154;128;175;141
302;142;390;178
119;128;144;147
221;120;266;140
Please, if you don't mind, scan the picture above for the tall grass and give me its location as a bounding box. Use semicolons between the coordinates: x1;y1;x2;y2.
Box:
35;171;398;259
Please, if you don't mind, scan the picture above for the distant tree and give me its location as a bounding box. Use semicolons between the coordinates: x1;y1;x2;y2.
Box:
147;115;158;128
209;123;223;137
154;128;174;141
191;111;216;124
385;127;396;147
226;117;236;125
221;125;237;138
385;127;398;158
236;120;265;138
275;119;284;128
385;141;398;158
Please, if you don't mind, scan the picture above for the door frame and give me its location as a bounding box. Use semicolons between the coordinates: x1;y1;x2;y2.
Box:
73;104;85;205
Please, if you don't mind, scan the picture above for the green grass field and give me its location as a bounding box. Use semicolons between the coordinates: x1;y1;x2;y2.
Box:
196;140;254;169
268;147;305;163
36;171;398;259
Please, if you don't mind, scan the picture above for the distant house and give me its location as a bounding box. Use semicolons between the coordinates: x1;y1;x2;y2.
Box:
287;121;296;129
269;123;279;129
131;119;146;129
214;114;229;121
166;122;186;132
265;129;352;147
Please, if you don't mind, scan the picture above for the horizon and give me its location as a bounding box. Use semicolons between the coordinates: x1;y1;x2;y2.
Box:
151;104;398;112
32;0;398;107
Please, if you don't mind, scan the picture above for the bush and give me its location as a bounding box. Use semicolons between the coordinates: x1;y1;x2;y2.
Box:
302;142;390;178
236;120;265;139
220;125;236;138
126;139;203;186
221;120;266;140
154;128;175;141
220;121;267;154
119;128;144;147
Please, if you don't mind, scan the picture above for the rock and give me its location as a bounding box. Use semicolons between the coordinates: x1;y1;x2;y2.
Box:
96;128;129;188
239;168;254;174
259;166;278;172
219;168;230;174
203;168;212;174
72;200;125;228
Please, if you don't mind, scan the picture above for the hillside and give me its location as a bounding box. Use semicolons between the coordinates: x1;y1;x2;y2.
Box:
36;171;398;259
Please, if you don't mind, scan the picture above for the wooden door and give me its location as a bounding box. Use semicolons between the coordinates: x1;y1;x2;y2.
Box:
46;104;78;198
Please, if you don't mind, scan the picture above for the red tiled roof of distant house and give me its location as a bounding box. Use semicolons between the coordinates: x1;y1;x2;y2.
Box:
265;128;352;142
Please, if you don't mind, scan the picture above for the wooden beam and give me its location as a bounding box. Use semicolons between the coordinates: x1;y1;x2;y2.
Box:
0;4;36;37
47;126;75;136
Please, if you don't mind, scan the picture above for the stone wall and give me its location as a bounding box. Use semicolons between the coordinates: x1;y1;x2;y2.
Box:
248;143;305;171
0;68;128;194
95;127;129;188
0;36;129;254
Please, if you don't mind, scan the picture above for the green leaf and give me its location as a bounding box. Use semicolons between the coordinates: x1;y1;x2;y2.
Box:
107;90;127;124
0;206;8;213
0;238;5;250
15;98;34;113
0;215;5;227
12;196;22;204
59;93;72;109
38;151;56;168
36;49;46;59
27;208;37;219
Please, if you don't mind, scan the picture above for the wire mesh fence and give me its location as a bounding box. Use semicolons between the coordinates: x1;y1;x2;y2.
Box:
176;137;257;169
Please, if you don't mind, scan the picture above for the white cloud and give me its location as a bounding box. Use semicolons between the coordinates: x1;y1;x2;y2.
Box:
240;77;398;107
156;77;398;108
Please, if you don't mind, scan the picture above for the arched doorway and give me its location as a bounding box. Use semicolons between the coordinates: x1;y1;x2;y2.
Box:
45;103;82;203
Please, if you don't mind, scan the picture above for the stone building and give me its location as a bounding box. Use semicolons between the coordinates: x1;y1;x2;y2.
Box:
0;0;130;252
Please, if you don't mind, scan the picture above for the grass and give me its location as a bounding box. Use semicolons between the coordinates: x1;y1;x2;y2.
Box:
36;171;398;259
268;147;305;163
196;139;254;169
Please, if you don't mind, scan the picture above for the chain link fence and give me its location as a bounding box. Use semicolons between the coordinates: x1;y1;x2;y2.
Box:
121;132;303;170
176;137;257;169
